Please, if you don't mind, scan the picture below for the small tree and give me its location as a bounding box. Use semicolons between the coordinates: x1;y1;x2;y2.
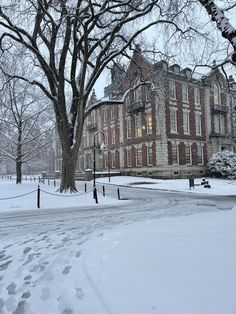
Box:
0;78;54;184
208;150;236;179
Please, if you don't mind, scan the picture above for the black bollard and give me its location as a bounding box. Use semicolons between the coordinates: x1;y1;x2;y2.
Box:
103;185;105;197
85;183;87;193
37;185;40;209
94;187;98;204
117;188;120;200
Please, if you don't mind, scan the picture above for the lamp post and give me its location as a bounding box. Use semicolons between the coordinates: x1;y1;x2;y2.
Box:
93;131;107;200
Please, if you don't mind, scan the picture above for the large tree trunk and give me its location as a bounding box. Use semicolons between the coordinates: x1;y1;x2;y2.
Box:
16;130;22;184
59;149;78;193
16;159;22;184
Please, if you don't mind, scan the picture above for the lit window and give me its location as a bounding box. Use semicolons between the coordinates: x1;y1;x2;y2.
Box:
146;113;153;134
183;111;190;134
197;146;204;165
182;84;189;102
194;87;200;105
172;144;179;164
136;148;142;166
169;81;176;99
185;145;192;165
170;109;177;133
135;113;142;137
147;146;153;165
195;113;202;136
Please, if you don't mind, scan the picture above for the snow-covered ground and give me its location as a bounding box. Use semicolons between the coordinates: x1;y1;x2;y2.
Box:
97;175;236;195
0;176;235;213
0;176;236;313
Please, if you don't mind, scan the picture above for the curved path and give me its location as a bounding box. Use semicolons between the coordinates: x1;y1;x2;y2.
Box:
0;185;235;314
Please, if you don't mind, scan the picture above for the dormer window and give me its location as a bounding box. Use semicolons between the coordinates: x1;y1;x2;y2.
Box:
213;82;221;105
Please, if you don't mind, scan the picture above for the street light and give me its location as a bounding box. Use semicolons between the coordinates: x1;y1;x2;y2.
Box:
93;131;106;200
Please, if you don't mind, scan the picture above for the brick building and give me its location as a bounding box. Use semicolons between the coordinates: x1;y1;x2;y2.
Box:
57;51;236;179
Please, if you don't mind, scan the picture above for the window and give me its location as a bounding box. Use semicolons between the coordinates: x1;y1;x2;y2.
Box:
182;84;189;102
145;86;150;102
197;145;204;165
127;117;132;138
183;111;190;134
134;85;141;102
172;144;179;164
147;146;153;165
169;81;176;99
127;148;132;167
111;128;116;145
136;148;142;166
135;113;142;137
103;108;108;125
110;106;115;120
170;109;177;133
125;95;130;111
185;145;192;165
146;113;153;134
194;87;200;105
214;82;221;105
111;152;116;168
214;115;225;134
195;113;202;136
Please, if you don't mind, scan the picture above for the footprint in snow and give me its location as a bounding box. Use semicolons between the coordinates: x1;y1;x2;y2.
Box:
62;266;71;275
22;291;31;299
23;247;31;254
0;260;12;271
7;282;17;295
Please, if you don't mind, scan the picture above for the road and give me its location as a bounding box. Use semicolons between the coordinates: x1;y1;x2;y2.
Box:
0;185;235;314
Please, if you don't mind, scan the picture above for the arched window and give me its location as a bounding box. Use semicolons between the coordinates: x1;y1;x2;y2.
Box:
213;82;221;105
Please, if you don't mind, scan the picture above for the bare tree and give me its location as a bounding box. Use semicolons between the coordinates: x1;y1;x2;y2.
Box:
0;78;54;184
0;0;196;192
198;0;236;65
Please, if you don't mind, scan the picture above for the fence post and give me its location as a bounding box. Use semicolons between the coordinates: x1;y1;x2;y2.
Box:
85;183;87;193
94;187;98;204
37;185;40;209
117;188;120;200
54;180;56;187
103;185;105;197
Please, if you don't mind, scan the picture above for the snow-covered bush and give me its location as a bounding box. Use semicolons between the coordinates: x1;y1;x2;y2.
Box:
208;150;236;179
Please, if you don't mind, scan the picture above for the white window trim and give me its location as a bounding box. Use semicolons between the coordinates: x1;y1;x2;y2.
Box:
147;145;153;166
172;144;179;165
194;87;200;105
170;108;178;134
195;112;202;136
183;110;190;135
185;144;192;165
197;145;204;165
182;84;189;103
169;80;176;100
136;147;142;167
